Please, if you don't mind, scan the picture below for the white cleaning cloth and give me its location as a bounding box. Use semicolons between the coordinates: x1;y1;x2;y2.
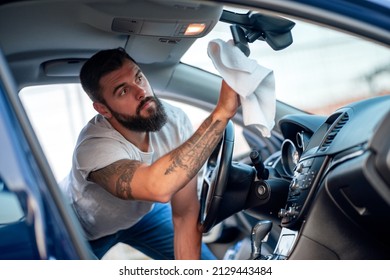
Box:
207;39;275;137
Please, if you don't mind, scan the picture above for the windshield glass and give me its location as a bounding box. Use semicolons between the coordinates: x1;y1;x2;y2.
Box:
182;12;390;115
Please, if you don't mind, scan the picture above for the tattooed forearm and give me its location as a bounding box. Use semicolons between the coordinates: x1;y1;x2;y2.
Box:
165;116;225;178
89;159;142;200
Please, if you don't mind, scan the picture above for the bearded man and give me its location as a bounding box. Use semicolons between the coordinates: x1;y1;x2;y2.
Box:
62;48;239;260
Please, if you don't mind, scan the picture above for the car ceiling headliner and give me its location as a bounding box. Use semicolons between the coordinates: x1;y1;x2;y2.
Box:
1;0;389;91
0;0;223;89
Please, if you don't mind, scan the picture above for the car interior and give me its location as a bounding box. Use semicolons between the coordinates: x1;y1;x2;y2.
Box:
0;0;389;260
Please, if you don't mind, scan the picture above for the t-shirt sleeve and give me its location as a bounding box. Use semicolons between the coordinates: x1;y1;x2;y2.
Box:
75;137;132;180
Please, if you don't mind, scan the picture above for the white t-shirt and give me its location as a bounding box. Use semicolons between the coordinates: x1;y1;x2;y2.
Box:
62;101;193;240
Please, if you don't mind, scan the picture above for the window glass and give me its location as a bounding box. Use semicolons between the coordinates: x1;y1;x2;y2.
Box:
182;15;390;115
0;179;24;224
0;177;35;259
20;84;95;181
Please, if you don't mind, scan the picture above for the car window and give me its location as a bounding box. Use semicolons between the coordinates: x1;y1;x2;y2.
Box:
0;178;24;224
182;14;390;115
19;84;95;181
19;86;250;182
0;176;38;259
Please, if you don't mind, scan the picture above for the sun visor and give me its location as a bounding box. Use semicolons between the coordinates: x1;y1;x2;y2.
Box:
124;35;196;64
43;59;87;77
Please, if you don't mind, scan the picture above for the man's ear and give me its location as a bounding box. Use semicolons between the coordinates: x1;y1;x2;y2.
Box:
93;102;112;118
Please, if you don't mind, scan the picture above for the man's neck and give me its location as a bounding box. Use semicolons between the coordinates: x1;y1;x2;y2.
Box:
109;118;150;152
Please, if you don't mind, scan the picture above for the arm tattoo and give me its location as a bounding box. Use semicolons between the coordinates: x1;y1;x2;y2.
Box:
165;116;225;178
89;159;142;200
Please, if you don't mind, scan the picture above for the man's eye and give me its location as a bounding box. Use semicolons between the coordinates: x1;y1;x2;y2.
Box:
120;88;128;96
136;74;143;83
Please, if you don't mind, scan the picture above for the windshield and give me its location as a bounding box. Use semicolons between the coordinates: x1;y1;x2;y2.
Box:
182;12;390;115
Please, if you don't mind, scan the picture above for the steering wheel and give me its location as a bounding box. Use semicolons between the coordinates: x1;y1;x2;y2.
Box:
199;120;234;233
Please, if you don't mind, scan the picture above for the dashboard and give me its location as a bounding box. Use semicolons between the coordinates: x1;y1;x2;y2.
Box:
271;95;390;259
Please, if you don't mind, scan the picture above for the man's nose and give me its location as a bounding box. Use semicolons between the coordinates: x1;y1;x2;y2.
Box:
134;84;146;100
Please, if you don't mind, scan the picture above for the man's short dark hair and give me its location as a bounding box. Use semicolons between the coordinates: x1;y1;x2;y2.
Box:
80;47;138;102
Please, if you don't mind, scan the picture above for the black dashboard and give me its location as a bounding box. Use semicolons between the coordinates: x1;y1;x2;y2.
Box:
271;95;390;259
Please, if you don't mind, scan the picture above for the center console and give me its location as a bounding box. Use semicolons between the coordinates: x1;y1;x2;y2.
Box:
278;155;328;228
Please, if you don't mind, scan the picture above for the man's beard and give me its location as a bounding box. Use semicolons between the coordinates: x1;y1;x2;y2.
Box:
107;96;167;132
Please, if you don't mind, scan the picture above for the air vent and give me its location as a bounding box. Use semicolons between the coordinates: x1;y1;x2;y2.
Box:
319;113;349;152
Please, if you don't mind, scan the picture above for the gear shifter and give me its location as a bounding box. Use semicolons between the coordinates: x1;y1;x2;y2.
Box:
250;220;272;260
